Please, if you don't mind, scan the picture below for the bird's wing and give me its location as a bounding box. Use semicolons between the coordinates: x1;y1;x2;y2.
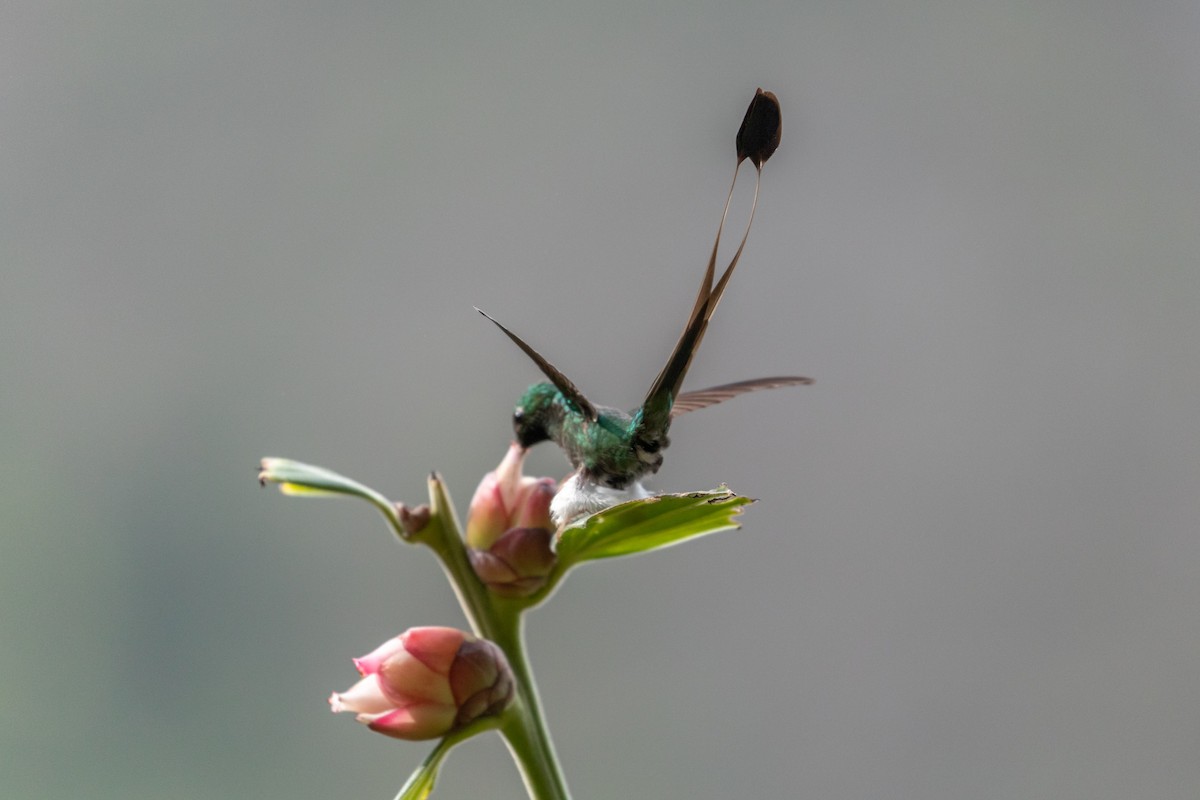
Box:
670;376;813;418
476;307;598;421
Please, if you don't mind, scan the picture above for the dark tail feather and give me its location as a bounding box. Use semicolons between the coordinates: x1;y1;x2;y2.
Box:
639;161;762;433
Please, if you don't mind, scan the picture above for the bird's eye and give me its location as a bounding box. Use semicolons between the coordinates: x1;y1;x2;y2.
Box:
513;407;524;424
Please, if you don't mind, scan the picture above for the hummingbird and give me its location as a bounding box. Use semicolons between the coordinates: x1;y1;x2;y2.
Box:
478;89;812;525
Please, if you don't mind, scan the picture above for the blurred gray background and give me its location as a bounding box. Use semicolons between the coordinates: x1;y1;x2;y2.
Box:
4;2;1199;798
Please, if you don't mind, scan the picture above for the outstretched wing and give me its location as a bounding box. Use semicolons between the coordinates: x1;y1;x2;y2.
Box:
476;307;598;421
670;376;813;418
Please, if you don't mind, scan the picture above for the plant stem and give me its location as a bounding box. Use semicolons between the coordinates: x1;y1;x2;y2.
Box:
424;488;489;631
491;613;572;800
423;476;572;800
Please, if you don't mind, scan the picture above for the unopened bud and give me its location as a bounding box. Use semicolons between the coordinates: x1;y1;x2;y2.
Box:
469;524;557;598
397;503;431;537
465;443;558;596
329;627;513;740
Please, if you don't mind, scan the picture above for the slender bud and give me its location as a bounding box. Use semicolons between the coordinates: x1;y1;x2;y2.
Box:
465;443;558;597
329;627;513;740
736;88;781;168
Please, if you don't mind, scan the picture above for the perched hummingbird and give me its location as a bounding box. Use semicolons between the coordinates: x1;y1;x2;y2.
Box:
478;89;812;525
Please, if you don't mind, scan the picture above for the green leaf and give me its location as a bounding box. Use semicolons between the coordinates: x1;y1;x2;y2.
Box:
394;763;438;800
556;487;753;565
393;739;451;800
391;725;486;800
257;457;403;534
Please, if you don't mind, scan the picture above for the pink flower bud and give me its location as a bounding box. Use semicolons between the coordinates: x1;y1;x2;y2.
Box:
469;525;557;598
465;444;558;596
328;627;513;740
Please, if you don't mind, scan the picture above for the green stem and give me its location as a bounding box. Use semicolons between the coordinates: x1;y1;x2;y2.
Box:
491;613;572;800
421;475;572;800
421;474;492;634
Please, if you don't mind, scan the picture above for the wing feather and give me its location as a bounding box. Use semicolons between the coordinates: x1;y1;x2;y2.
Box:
670;376;813;418
476;308;598;421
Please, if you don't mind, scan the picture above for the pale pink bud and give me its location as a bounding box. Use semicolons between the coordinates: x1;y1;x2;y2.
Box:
328;627;513;741
466;443;531;550
465;444;557;596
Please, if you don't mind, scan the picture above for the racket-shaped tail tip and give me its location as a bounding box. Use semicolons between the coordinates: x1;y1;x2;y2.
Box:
736;88;781;168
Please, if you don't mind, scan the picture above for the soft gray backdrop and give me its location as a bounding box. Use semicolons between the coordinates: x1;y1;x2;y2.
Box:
4;2;1198;798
